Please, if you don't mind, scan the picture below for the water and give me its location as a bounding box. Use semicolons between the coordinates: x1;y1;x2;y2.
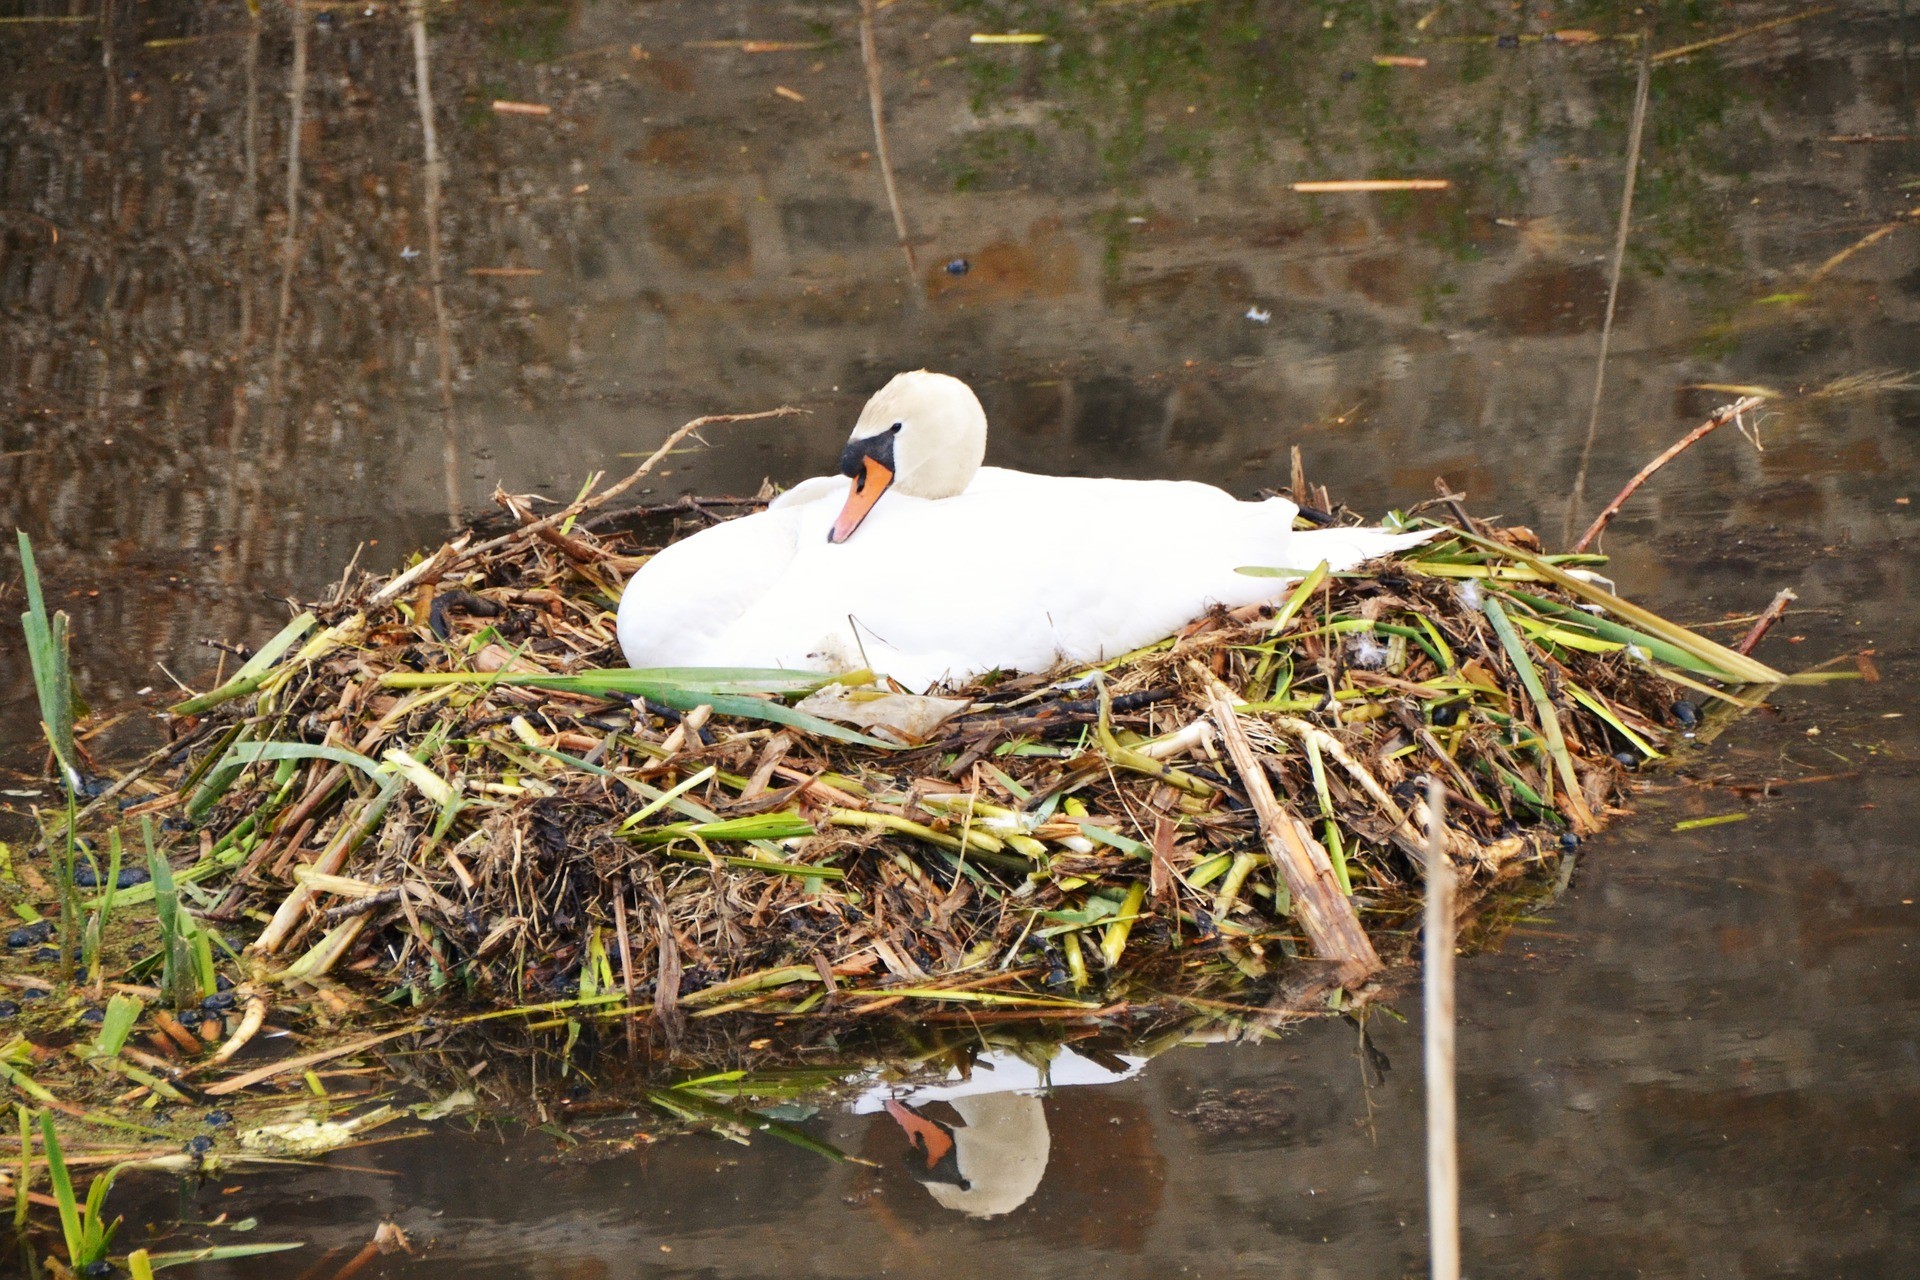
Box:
4;2;1918;1274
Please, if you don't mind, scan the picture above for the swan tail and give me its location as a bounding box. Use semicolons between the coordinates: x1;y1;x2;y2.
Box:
1291;525;1438;574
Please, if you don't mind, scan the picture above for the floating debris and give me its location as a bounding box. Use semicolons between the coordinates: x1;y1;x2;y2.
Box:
1292;178;1452;193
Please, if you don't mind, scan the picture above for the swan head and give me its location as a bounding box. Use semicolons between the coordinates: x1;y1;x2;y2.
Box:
830;370;987;543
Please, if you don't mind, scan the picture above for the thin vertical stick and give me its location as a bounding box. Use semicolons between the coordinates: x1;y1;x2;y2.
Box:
96;0;121;426
1565;31;1652;546
1423;779;1459;1280
238;10;262;343
410;0;464;527
859;0;922;300
267;0;311;399
611;890;635;998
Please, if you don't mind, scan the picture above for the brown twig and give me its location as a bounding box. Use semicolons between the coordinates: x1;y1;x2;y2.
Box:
438;405;802;585
1571;395;1764;553
1735;588;1798;655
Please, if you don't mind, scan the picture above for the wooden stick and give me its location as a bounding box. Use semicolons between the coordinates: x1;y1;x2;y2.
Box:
1736;588;1798;655
1571;396;1763;553
1201;672;1381;987
1423;780;1460;1280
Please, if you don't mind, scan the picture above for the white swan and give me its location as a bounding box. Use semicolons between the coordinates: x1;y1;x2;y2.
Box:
616;371;1432;692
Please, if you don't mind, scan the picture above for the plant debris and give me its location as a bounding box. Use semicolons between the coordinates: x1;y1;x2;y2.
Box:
11;468;1789;1053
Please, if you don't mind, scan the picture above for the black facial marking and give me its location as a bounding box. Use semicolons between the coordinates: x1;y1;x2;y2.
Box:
838;430;898;489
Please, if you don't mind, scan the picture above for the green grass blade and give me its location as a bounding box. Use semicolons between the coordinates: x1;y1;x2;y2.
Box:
92;994;143;1059
384;669;893;747
1506;591;1728;678
167;612;317;715
81;1164;119;1259
1266;561;1330;633
40;1112;85;1266
14;1105;30;1230
1481;597;1597;833
1564;680;1665;760
226;742;384;783
143;1243;306;1269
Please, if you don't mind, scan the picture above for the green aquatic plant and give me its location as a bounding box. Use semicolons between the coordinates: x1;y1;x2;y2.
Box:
16;531;80;793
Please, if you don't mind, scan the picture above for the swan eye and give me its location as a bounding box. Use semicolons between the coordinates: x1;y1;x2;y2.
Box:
890;422;903;433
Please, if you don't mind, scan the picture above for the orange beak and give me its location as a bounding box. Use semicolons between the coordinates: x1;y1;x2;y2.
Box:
884;1099;955;1170
830;455;895;544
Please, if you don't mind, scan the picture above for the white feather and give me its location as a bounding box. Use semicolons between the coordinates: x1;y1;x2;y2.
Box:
618;373;1435;691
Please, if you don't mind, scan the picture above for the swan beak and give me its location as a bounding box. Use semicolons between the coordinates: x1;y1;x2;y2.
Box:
883;1099;955;1170
830;455;895;544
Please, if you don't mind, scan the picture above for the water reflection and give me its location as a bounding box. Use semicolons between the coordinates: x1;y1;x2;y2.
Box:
4;1;1920;1275
859;1047;1148;1218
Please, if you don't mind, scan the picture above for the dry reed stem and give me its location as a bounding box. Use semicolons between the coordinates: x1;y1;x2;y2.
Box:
409;0;464;527
1565;30;1652;546
1651;5;1834;63
1201;671;1381;987
201;1027;420;1096
1423;779;1460;1280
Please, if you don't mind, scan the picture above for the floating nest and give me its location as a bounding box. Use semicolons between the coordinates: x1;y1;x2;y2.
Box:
38;469;1782;1044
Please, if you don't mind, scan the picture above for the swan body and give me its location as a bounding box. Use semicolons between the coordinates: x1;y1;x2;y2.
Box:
617;372;1432;692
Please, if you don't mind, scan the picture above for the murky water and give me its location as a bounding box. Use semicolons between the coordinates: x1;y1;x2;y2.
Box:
4;1;1918;1275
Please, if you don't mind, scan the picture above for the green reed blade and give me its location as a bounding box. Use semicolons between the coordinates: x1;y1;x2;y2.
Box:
1482;597;1597;832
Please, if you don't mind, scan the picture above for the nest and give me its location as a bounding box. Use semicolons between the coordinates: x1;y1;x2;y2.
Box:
86;474;1779;1027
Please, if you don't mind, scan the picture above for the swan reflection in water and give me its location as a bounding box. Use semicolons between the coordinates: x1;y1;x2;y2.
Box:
852;1047;1149;1218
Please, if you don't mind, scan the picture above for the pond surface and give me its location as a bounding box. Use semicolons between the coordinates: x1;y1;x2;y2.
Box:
3;1;1918;1275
